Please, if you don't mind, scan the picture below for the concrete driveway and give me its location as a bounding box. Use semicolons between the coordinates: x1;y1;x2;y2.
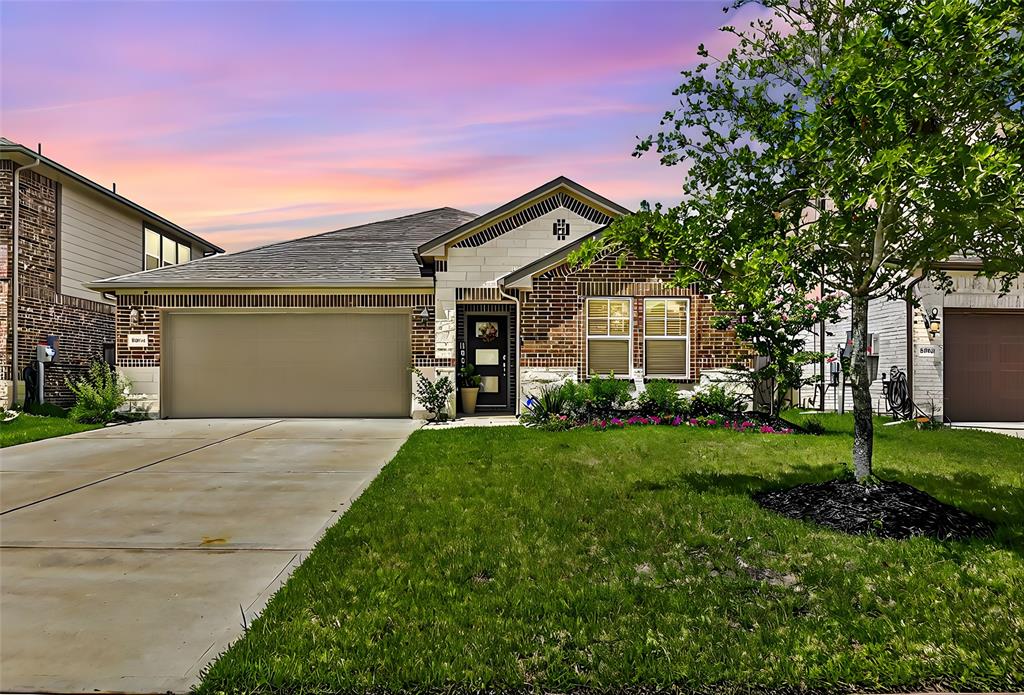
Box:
0;418;420;694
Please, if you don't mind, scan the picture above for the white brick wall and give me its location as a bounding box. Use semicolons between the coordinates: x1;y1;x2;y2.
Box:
433;207;603;358
119;366;160;417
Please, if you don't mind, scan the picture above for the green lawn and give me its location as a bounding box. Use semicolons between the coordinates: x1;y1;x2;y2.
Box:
199;415;1024;694
0;413;101;447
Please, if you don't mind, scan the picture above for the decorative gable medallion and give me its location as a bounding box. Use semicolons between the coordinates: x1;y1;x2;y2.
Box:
453;191;613;248
552;219;570;241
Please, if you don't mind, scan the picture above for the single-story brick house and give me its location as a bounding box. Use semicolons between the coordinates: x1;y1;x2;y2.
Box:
90;177;749;418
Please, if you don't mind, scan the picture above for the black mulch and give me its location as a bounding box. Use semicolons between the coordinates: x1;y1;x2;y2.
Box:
753;478;994;540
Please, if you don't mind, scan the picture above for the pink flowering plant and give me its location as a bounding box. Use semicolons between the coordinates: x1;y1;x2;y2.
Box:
587;414;792;434
708;286;842;415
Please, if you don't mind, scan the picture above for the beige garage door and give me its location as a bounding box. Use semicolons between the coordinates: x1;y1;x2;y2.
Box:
163;311;411;418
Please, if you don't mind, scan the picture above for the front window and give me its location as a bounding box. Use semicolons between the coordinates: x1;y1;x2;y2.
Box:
586;298;631;376
644;298;690;377
145;227;192;270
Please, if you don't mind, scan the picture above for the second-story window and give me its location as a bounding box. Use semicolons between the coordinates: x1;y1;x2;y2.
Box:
145;228;192;270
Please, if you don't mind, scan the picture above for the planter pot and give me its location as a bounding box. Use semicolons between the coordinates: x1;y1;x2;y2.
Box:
460;387;480;415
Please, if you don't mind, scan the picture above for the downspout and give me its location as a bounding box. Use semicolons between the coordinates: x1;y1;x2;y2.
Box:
497;281;522;416
11;150;43;407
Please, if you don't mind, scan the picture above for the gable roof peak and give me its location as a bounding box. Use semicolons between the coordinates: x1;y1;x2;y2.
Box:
416;176;630;258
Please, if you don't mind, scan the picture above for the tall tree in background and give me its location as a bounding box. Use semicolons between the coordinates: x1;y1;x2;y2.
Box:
580;0;1023;481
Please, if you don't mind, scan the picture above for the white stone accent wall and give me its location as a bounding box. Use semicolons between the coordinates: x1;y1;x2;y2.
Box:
119;366;160;417
433;207;603;359
411;365;457;420
520;367;578;404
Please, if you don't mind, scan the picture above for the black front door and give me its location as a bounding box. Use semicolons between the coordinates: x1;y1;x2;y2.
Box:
463;314;508;409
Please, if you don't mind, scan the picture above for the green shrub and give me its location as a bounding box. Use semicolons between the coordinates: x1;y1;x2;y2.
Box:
523;382;568;423
636;380;686;417
803;417;826;435
412;367;454;422
582;373;632;418
66;362;130;423
25;402;68;418
689;384;745;417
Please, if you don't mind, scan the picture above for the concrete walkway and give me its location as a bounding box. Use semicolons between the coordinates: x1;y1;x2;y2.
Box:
950;421;1024;438
0;418;420;693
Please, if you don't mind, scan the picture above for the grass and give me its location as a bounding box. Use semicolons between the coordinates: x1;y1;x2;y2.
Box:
198;414;1024;694
0;413;101;447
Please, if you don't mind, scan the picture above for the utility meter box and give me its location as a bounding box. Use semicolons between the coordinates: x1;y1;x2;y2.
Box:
842;331;880;358
36;345;55;363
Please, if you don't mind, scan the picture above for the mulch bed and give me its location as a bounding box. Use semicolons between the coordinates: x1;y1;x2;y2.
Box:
753;478;994;540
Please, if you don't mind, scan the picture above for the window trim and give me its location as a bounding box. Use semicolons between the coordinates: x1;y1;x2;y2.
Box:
643;297;691;379
585;297;633;379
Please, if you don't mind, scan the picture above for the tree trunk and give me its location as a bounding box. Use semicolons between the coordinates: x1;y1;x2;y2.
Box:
849;294;874;481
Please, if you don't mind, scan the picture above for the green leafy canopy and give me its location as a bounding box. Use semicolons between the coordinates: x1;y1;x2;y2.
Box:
576;0;1023;300
573;0;1022;479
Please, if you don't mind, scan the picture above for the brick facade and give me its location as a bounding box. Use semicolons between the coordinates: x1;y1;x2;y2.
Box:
113;291;437;368
519;254;749;382
1;160;114;407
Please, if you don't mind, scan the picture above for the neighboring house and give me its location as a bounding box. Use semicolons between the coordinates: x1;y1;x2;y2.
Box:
1;137;223;408
90;177;749;418
800;265;1024;423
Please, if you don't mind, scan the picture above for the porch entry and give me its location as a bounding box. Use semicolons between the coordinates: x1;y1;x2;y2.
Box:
460;312;510;410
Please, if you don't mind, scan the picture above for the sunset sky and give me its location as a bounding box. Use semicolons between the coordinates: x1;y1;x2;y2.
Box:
2;1;749;252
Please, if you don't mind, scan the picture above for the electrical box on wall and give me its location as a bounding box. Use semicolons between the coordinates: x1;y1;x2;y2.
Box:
842;331;880;357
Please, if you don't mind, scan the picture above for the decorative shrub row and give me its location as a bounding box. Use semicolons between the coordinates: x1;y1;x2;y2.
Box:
522;377;746;426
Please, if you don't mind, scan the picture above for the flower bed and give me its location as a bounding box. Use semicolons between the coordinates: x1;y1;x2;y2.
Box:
588;414;794;433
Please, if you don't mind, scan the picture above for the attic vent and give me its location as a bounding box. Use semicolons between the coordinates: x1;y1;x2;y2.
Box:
553;219;570;241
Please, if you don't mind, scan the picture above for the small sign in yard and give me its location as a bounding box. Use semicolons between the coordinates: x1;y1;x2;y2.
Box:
127;334;149;348
917;345;937;357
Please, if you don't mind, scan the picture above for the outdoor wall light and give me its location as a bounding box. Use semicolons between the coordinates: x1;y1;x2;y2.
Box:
924;307;941;336
417;309;430;325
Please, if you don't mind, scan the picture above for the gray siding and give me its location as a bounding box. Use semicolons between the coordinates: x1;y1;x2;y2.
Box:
803;271;1024;419
60;186;143;303
821;295;909;414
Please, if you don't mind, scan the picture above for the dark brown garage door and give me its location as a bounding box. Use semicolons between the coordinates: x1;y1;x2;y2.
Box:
944;310;1024;422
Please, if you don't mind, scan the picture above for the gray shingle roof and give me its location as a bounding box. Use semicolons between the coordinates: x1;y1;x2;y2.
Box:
91;207;477;289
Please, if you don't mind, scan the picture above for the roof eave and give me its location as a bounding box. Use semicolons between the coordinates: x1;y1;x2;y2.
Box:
87;278;435;292
1;143;224;254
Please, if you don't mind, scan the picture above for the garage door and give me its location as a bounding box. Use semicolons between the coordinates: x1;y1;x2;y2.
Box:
163;312;410;418
944;310;1024;422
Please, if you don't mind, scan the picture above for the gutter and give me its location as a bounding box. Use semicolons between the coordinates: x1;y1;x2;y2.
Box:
11;150;43;407
497;281;522;416
85;279;436;292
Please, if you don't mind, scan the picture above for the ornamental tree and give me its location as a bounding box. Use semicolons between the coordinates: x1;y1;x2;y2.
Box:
578;0;1023;481
709;283;842;415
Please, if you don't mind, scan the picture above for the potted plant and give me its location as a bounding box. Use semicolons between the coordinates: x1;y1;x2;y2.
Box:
459;364;482;415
